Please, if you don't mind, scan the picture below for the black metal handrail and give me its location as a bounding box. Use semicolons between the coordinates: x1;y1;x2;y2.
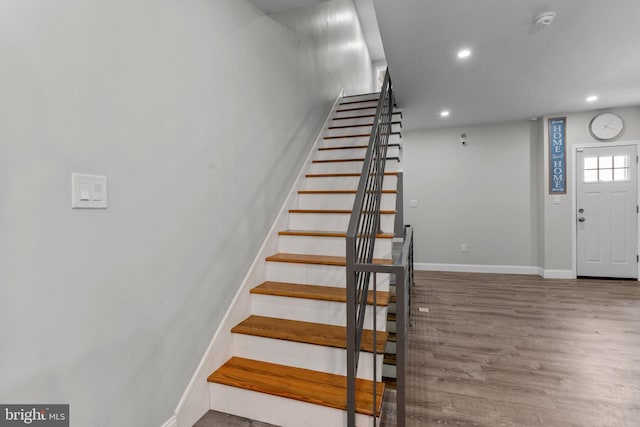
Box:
345;69;412;427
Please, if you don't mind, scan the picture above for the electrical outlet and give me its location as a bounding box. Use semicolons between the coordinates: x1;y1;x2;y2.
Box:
461;243;468;252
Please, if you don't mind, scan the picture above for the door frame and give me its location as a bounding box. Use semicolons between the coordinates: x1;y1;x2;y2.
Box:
571;140;640;280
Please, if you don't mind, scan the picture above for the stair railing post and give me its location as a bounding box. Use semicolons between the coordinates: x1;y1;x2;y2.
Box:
396;257;407;427
394;172;404;238
346;234;357;427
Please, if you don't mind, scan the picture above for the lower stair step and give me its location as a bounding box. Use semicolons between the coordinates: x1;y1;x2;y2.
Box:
232;315;387;353
251;281;390;306
265;252;392;267
278;229;394;239
208;357;384;418
383;353;396;365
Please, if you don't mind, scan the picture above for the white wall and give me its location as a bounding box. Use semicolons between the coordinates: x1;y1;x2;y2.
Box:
541;106;640;273
0;0;372;426
403;120;539;271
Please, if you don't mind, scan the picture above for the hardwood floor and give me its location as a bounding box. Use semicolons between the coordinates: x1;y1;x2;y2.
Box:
381;271;640;427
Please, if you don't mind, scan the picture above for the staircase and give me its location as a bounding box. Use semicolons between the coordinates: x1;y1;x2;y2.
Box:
206;91;403;427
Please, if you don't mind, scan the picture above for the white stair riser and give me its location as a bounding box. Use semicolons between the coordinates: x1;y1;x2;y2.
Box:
209;383;379;427
342;94;380;102
339;100;379;109
385;341;396;354
382;364;396;379
326;125;372;138
288;213;395;233
233;334;384;381
298;193;396;211
330;111;401;125
330;117;375;127
386;321;396;333
311;160;399;174
322;134;401;148
325;123;401;137
251;294;388;329
266;262;390;290
335;107;377;118
278;235;392;258
305;175;397;191
314;146;400;161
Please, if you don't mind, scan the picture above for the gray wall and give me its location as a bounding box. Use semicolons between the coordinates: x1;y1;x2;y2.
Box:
541;106;640;271
403;106;640;273
0;0;372;426
403;121;539;268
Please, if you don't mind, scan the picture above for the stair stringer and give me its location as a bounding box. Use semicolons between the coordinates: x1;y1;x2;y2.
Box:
173;89;346;427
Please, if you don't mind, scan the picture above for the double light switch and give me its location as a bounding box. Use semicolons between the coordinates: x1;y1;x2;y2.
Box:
72;173;107;209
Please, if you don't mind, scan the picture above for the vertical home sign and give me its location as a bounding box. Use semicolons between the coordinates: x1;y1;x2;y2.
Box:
548;117;566;194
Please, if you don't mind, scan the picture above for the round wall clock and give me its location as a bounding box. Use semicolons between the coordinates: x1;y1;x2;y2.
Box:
588;112;624;141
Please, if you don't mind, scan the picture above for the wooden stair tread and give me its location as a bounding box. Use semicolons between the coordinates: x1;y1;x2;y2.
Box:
298;189;396;194
312;157;400;163
340;99;379;105
207;357;384;416
342;91;380;99
328;121;401;130
313;158;366;163
323;134;371;139
336;106;402;113
278;229;394;239
266;253;392;267
382;377;397;390
383;353;396;365
232;315;387;353
251;281;390;306
305;172;399;178
318;143;400;151
319;144;369;150
332;112;402;121
289;209;396;214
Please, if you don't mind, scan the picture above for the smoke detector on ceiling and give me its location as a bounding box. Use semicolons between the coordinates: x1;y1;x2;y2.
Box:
534;11;556;26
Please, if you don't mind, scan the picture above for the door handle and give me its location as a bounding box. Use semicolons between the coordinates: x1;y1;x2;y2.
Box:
578;217;586;222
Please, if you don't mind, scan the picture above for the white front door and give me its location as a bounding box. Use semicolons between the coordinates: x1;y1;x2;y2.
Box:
577;145;638;278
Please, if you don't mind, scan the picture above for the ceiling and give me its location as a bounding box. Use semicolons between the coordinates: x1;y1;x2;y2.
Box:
250;0;640;131
374;0;640;130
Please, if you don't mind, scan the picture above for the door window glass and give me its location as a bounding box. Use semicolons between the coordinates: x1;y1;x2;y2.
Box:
584;155;630;183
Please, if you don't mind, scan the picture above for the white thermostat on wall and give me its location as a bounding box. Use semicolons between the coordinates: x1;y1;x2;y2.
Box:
72;173;108;209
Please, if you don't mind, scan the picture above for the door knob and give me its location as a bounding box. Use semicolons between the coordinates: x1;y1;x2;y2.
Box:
578;217;586;222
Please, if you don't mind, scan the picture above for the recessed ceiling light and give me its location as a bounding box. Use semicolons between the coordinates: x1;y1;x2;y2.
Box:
440;110;450;117
586;95;598;102
457;49;471;59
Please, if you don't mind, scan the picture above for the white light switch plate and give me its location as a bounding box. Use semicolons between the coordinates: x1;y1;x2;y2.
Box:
72;173;107;209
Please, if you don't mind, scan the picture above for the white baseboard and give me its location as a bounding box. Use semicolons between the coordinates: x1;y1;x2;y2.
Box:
415;263;576;279
540;269;575;279
415;262;539;275
173;90;346;427
160;415;177;427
